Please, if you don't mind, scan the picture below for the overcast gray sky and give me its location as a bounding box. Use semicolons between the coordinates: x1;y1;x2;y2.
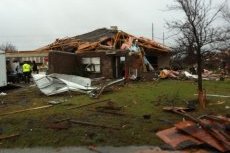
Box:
0;0;228;50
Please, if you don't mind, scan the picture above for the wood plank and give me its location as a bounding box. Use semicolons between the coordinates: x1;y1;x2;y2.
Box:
175;120;228;152
156;127;203;149
0;105;53;116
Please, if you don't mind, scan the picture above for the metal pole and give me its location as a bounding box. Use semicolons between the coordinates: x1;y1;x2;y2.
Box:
152;23;154;40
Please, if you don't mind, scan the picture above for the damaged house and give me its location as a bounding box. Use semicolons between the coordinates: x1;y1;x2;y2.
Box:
34;27;171;79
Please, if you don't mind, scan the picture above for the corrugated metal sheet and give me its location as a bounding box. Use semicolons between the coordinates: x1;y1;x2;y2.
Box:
0;50;7;87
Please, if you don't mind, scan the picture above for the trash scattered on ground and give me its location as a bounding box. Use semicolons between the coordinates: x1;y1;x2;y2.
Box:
0;92;7;96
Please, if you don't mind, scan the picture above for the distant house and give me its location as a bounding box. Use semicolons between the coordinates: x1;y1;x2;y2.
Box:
6;51;48;72
34;28;171;79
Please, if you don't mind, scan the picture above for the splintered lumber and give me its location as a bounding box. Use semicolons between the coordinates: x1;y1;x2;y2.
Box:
0;105;53;116
175;120;229;152
156;127;203;149
167;108;230;152
69;120;120;130
67;99;111;110
87;109;126;116
0;133;20;140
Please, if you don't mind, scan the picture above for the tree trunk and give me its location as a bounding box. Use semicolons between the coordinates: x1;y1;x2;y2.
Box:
197;47;203;92
196;47;206;108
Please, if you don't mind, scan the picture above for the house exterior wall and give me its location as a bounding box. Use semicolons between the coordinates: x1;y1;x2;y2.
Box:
48;51;79;75
77;52;114;79
48;50;170;79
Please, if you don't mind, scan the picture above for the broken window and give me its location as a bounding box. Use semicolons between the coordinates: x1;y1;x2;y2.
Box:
82;57;101;73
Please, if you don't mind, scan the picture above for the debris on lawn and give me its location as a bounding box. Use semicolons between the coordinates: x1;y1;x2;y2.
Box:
69;120;120;130
0;92;7;96
194;94;230;98
45;121;71;130
156;127;203;150
163;106;195;112
33;73;125;98
157;108;230;152
87;109;126;116
67;99;111;110
0;105;53;117
33;73;96;96
91;77;125;99
159;69;180;79
85;100;126;116
0;133;20;141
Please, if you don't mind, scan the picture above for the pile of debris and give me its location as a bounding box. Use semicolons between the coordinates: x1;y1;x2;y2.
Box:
157;108;230;152
35;28;169;54
32;73;125;97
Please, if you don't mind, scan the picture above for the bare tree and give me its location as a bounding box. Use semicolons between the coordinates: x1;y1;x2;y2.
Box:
167;0;224;107
221;1;230;48
0;42;17;52
222;2;230;23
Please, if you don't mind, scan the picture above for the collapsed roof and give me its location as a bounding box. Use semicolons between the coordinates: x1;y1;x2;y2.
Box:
35;28;171;54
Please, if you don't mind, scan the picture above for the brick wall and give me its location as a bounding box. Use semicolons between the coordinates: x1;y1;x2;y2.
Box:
48;51;79;75
77;52;114;79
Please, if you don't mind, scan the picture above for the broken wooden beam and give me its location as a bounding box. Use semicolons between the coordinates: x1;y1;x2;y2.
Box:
0;133;20;140
87;109;126;116
0;105;53;116
69;120;120;130
67;99;111;110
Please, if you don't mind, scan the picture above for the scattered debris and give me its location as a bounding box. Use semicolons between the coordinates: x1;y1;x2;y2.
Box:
33;73;96;96
69;120;120;130
143;114;151;120
175;120;229;152
91;78;125;99
87;109;126;116
163;106;195;113
67;99;111;110
159;69;180;79
158;108;230;152
0;105;53;116
88;145;104;153
46;122;71;130
48;100;63;105
209;101;225;106
0;92;7;96
0;133;20;141
156;127;203;149
194;94;230;98
33;73;125;98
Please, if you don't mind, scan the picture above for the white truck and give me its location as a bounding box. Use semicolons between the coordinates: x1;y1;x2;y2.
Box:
0;50;7;87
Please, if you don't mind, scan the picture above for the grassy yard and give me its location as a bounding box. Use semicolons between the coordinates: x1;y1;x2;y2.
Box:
0;80;229;148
